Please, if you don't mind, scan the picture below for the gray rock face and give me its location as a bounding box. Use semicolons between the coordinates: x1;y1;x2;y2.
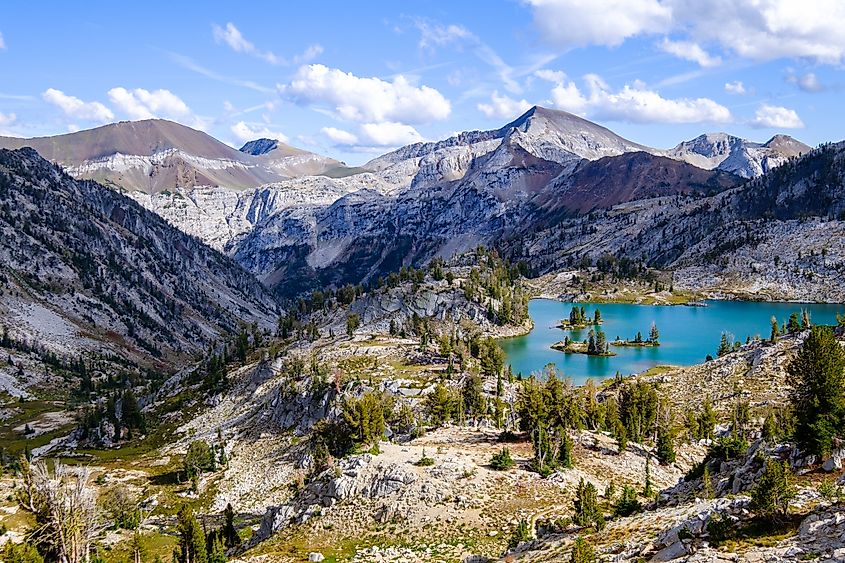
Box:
667;132;810;178
0;148;278;366
254;453;430;541
822;448;844;472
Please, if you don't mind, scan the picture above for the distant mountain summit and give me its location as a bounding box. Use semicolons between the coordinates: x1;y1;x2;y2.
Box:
0;120;343;193
240;138;280;156
667;132;810;178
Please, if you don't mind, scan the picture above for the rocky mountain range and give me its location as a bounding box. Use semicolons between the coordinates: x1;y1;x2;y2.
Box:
0;147;279;369
0;120;345;194
0;106;817;301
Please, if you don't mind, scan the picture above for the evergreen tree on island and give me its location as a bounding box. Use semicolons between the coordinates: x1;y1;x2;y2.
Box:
649;322;659;344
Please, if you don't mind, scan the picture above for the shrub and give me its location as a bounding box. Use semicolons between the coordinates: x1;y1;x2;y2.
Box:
414;449;435;467
614;485;642;517
508;519;532;549
490;447;515;470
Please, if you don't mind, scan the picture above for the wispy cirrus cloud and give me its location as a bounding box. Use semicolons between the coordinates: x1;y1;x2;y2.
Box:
169;53;275;94
212;22;322;66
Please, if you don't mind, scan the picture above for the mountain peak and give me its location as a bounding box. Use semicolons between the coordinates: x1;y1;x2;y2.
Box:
239;138;280;156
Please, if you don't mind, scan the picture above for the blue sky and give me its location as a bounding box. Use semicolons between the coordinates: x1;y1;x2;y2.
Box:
0;0;842;164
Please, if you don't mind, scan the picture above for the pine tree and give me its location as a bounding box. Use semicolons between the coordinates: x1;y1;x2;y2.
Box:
615;420;627;453
176;506;208;563
462;374;486;421
655;422;676;465
717;332;732;357
614;485;642;516
770;316;779;342
573;478;604;529
697;400;716;440
207;534;226;563
508;519;532;549
570;536;596;563
593;309;601;324
595;330;607;355
649;322;659;344
786;325;845;457
643;454;653;497
559;431;574;469
750;459;796;523
787;312;801;333
587;329;597;355
222;503;240;548
702;464;715;499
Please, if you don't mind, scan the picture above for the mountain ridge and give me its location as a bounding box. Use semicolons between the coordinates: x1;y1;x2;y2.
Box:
0;147;280;368
0;120;343;194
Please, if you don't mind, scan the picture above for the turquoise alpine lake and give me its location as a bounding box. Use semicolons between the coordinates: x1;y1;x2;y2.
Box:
500;299;845;383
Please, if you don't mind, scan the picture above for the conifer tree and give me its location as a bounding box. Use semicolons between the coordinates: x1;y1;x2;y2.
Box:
614;485;642;516
643;454;653;497
656;421;676;465
222;503;240;548
787;312;801;333
574;478;603;529
649;322;659;344
786;325;845;457
559;431;574;469
770;316;779;343
570;536;596;563
176;506;208;563
587;330;597;354
702;464;715;499
508;519;532;549
751;459;796;523
595;330;607;355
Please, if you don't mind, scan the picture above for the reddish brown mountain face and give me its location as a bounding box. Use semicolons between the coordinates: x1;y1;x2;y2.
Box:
534;151;742;216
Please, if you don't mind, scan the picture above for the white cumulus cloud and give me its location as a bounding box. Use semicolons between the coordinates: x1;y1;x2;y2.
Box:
525;0;672;49
724;81;746;94
42;89;114;123
359;122;424;147
527;0;845;64
0;32;5;50
280;64;451;124
477;91;533;119
658;38;721;67
750;104;804;128
536;70;731;124
108;87;191;120
321;127;359;146
230;121;288;143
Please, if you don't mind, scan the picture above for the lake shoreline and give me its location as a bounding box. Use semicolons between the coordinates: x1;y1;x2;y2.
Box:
499;298;845;382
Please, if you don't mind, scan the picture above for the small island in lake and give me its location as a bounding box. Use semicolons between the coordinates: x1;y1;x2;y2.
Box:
611;322;661;348
556;306;603;330
551;327;616;356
